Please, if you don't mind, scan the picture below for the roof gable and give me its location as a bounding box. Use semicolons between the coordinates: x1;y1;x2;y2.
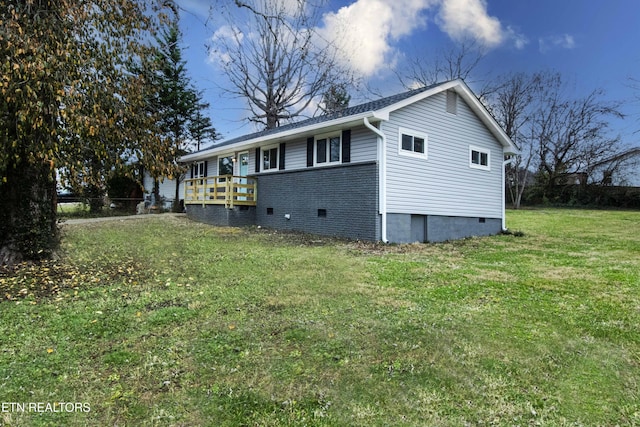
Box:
181;79;517;162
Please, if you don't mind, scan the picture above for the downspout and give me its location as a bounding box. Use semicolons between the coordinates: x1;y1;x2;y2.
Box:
364;116;388;243
502;156;515;232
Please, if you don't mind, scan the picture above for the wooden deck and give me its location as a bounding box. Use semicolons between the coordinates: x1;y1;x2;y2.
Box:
184;175;257;208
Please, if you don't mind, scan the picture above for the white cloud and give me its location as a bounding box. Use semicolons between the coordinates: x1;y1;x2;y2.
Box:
436;0;503;47
318;0;526;77
318;0;436;77
207;25;244;66
539;34;576;53
506;26;529;50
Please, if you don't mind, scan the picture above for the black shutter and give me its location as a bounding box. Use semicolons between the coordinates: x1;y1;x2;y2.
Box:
279;143;286;170
255;147;261;173
342;129;351;163
203;161;208;176
190;164;194;179
306;137;314;167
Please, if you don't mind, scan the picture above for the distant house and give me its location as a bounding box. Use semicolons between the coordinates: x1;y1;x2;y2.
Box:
554;148;640;187
141;172;184;210
179;79;518;243
587;148;640;186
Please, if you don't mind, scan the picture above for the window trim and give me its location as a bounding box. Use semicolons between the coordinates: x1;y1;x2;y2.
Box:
469;146;491;171
218;154;234;176
261;144;279;172
193;161;206;178
398;127;428;159
314;132;342;166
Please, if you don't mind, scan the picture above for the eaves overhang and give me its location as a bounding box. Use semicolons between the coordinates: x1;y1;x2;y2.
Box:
180;79;519;162
179;111;387;163
376;79;519;156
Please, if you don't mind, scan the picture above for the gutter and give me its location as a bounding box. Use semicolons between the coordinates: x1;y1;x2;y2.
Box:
363;116;388;243
180;111;378;163
502;156;515;231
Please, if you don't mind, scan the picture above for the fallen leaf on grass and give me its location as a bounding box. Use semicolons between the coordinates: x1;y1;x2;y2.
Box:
0;258;149;303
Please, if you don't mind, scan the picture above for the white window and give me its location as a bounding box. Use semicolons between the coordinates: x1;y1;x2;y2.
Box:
470;146;490;170
218;155;234;176
262;145;279;171
315;133;341;165
398;128;428;159
193;161;206;178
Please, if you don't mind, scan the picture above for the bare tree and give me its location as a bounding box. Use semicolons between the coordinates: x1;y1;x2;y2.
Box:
485;71;627;206
485;72;558;208
398;39;487;89
531;82;624;197
208;0;353;129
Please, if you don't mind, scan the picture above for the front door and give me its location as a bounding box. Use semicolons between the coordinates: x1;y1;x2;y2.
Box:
239;152;249;176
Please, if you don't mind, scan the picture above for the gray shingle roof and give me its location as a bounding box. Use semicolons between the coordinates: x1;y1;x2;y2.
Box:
199;82;443;152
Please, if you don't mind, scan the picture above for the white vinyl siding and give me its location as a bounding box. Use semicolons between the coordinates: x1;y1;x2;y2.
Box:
469;146;490;170
384;91;504;218
142;172;184;204
281;139;307;170
251;125;378;173
350;125;378;163
208;157;219;175
398;127;428;159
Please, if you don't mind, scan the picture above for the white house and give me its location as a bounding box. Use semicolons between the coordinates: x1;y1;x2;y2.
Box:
179;79;519;243
141;173;185;211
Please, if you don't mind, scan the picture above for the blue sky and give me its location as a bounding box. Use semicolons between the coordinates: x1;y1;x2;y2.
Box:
174;0;640;147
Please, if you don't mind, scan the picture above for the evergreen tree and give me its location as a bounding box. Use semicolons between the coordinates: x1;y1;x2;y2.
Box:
149;6;217;211
319;84;351;114
189;93;218;152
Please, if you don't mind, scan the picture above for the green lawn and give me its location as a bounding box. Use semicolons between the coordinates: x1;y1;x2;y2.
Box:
1;209;639;426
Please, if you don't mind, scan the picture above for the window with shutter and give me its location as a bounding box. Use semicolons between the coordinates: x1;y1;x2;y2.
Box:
193;161;206;178
314;132;341;165
261;146;279;171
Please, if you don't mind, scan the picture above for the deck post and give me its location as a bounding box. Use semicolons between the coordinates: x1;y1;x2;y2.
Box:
183;175;256;207
226;175;233;209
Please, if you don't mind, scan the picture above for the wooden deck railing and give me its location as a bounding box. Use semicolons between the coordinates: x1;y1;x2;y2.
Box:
184;175;257;208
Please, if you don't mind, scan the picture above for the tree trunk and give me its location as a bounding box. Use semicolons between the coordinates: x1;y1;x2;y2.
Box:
85;183;105;213
152;178;161;210
0;162;59;267
172;177;182;213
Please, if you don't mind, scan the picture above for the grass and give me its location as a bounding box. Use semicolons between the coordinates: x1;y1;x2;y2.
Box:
1;209;639;426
